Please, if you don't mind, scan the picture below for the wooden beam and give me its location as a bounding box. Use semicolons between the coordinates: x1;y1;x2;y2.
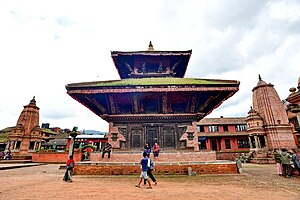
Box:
83;96;107;113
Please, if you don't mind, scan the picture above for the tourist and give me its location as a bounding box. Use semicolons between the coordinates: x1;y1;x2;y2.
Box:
280;148;291;178
63;155;75;182
235;153;243;173
102;142;112;159
136;152;152;189
144;142;151;155
273;148;283;176
152;143;161;159
290;149;300;176
144;153;157;186
5;150;12;160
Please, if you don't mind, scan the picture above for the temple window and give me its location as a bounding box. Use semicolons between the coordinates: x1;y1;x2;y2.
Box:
29;142;35;150
15;141;21;150
223;125;228;132
197;125;205;132
235;124;247;132
237;138;250;148
198;137;207;149
208;125;218;132
225;139;231;149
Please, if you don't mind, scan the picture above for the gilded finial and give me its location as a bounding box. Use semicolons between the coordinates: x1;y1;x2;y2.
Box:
148;41;154;51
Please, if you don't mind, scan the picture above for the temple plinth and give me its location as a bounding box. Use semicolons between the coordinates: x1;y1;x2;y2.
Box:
66;42;240;150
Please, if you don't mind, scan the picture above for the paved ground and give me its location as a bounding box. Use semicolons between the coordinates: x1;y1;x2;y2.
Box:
0;163;299;200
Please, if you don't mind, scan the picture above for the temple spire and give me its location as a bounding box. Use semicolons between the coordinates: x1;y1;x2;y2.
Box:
148;41;154;51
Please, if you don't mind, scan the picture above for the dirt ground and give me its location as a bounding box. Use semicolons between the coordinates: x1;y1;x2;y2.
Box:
0;163;299;200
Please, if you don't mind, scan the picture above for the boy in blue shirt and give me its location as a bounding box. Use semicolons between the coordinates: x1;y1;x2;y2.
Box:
136;152;152;189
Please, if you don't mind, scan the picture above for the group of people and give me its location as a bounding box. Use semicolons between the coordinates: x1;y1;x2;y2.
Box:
0;150;12;160
273;148;300;178
136;142;161;189
63;141;162;185
143;142;161;159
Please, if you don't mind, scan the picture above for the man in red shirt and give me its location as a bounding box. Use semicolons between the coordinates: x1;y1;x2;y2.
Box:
63;155;75;182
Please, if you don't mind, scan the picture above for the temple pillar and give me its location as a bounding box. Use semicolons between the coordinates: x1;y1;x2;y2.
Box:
248;136;253;149
14;141;17;150
264;135;268;148
254;135;259;149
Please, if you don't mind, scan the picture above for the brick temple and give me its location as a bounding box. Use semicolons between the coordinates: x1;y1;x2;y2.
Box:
246;75;296;150
5;97;57;158
66;42;240;150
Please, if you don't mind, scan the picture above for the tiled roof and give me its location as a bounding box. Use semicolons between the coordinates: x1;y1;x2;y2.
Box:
198;117;247;125
66;78;240;88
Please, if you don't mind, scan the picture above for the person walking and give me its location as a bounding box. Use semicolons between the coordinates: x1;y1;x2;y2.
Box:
281;148;291;178
290;149;300;176
273;148;283;176
63;155;75;182
144;153;158;186
152;143;161;160
102;142;112;159
136;152;152;189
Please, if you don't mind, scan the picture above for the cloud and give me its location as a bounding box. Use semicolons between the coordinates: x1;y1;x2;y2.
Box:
0;0;299;131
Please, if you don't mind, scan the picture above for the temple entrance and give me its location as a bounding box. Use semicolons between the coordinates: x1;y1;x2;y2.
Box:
128;124;178;149
146;128;158;147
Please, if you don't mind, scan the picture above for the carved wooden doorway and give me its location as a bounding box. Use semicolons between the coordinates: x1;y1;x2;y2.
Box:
163;126;175;148
146;127;159;148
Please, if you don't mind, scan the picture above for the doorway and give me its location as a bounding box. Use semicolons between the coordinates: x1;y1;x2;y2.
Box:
146;128;158;147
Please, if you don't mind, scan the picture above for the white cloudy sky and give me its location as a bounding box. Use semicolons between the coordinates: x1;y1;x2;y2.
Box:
0;0;299;131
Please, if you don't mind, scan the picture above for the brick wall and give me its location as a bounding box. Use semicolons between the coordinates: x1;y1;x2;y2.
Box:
91;151;216;162
32;152;82;163
74;161;238;175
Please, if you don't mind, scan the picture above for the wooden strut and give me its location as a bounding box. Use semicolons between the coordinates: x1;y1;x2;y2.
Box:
84;96;107;113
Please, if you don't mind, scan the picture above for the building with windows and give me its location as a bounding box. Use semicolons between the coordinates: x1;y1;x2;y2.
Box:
197;117;249;151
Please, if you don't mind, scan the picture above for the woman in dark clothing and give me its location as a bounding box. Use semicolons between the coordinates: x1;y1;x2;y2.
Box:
280;148;291;177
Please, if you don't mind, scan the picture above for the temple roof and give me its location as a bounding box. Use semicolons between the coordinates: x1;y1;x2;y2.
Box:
66;77;239;89
198;117;247;125
111;49;192;79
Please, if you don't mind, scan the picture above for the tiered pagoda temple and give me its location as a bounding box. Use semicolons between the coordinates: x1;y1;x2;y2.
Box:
66;42;240;150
